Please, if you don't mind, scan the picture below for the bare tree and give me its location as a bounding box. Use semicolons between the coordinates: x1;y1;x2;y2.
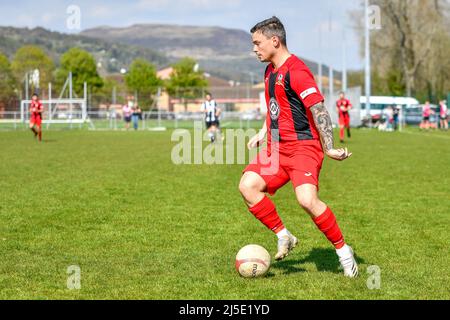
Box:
351;0;450;100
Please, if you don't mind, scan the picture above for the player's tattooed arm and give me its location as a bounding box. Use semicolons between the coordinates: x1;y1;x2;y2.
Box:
311;102;352;161
310;102;334;151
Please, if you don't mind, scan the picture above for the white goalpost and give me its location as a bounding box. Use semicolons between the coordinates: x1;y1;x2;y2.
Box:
20;98;87;128
19;72;91;129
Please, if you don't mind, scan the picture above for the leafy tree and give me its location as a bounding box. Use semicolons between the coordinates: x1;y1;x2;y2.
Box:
386;69;406;97
0;52;17;105
125;58;162;109
95;76;127;105
11;45;54;95
165;57;208;111
55;48;103;96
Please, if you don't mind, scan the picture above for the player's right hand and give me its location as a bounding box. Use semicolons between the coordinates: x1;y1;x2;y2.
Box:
326;147;352;161
247;132;265;149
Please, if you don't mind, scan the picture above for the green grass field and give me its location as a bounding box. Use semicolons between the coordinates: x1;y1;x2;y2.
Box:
0;127;449;299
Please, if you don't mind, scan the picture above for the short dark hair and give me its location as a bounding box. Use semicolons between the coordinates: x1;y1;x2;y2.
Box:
250;16;287;46
32;93;38;97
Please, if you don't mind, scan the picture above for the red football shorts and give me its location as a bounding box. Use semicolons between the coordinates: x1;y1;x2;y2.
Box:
339;113;350;127
243;140;324;195
30;115;42;126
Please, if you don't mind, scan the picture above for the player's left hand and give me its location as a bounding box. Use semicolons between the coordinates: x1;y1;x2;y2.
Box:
326;148;352;161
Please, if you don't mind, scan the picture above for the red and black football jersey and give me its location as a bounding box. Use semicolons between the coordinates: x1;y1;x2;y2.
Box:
30;100;43;118
264;55;324;144
336;98;352;117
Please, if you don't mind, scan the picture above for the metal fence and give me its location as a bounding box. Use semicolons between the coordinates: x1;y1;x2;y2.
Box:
1;108;439;131
0;110;265;131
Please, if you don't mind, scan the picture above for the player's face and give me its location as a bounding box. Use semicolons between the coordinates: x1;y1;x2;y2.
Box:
340;93;345;99
32;95;38;101
252;31;275;63
206;95;211;101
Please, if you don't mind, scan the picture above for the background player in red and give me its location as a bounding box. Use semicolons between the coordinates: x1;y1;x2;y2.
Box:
29;93;43;142
336;91;352;143
239;17;358;277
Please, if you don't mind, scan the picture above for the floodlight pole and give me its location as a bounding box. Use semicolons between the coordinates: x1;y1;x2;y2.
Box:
69;72;73;127
329;66;334;100
342;31;348;93
49;82;52;122
327;11;334;101
157;87;162;128
365;0;372;120
69;72;73;100
318;30;323;93
25;72;29;101
83;81;87;121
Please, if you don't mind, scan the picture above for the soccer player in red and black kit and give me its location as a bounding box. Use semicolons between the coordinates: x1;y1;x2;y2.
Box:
29;93;43;142
239;17;358;277
336;91;352;143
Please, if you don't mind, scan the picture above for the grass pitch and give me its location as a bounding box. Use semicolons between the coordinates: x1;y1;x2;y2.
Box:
0;127;449;299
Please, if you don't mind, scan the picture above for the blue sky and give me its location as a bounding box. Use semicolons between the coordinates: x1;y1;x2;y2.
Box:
0;0;365;70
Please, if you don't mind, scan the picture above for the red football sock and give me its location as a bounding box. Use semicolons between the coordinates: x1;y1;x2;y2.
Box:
249;196;284;234
313;207;345;249
339;127;344;140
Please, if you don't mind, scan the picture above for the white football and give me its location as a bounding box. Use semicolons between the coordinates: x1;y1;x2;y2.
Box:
235;244;271;278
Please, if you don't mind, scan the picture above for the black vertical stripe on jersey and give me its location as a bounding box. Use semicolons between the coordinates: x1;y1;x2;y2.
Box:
269;72;280;142
284;71;313;140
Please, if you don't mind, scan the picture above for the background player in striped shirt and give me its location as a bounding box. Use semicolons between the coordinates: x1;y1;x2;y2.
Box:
239;17;358;277
201;93;222;143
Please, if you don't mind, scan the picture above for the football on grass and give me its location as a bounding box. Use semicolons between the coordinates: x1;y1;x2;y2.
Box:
235;244;271;278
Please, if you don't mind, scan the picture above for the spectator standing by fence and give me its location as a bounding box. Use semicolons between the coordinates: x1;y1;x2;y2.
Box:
123;96;134;130
132;106;142;130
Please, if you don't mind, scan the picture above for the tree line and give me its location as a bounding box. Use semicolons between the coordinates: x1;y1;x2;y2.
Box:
0;45;208;110
349;0;450;103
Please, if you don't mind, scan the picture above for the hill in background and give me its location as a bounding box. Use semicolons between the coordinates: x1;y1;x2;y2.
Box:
81;24;341;82
0;26;168;76
1;24;340;83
